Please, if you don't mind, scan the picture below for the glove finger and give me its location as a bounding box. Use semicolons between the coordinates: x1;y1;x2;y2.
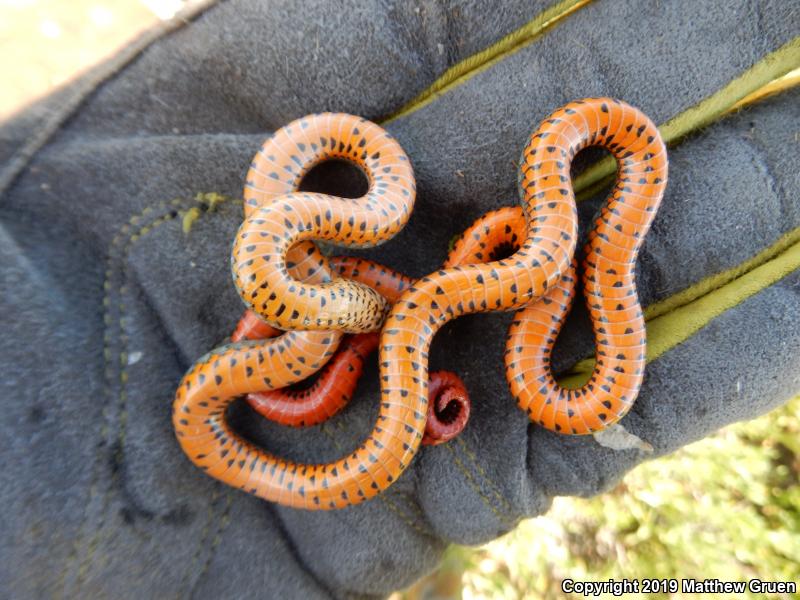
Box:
61;0;562;136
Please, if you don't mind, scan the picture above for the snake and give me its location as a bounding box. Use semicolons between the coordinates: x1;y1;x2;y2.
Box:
173;98;667;509
218;111;415;391
235;256;470;444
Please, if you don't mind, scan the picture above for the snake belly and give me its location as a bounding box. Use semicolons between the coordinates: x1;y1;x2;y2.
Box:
378;97;666;463
242;257;414;428
174;114;418;509
446;100;666;433
173;98;666;509
508;101;666;433
225;111;400;389
241;256;471;444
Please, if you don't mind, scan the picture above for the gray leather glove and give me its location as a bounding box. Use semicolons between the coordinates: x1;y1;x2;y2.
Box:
1;0;798;597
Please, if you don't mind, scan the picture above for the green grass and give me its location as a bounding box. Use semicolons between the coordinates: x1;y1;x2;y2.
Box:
396;396;800;599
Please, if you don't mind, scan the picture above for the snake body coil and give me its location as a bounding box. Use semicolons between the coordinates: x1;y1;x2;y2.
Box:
240;255;470;442
173;99;666;509
174;114;419;508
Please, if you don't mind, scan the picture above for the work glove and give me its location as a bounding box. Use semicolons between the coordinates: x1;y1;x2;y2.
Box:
1;0;798;597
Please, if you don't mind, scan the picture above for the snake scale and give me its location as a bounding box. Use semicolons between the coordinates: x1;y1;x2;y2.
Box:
235;256;471;445
173;98;667;509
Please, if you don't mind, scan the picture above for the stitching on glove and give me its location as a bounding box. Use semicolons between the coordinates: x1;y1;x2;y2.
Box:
454;437;519;525
385;0;592;123
321;419;433;538
454;438;517;518
190;493;234;597
446;443;517;528
61;196;236;596
180;491;233;596
57;198;188;595
103;199;239;591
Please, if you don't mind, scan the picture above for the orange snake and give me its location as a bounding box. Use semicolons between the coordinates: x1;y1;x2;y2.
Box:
233;257;470;445
173;99;667;509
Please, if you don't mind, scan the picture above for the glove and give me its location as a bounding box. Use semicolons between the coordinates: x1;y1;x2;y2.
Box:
1;0;798;597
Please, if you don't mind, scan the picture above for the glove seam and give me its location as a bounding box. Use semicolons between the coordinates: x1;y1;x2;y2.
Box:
384;0;592;123
57;198;191;595
444;441;517;529
58;194;236;597
185;491;234;599
320;419;435;539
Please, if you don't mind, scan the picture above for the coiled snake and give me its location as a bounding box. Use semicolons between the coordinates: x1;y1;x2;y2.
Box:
173;98;667;509
235;256;470;445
